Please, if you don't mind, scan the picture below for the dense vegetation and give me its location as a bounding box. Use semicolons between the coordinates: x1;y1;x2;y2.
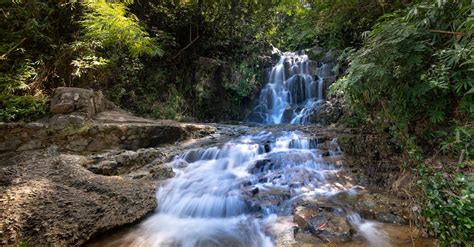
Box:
328;1;473;245
1;0;473;245
1;0;284;121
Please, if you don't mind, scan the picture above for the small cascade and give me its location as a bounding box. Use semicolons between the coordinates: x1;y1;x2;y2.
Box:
97;131;391;247
250;51;335;125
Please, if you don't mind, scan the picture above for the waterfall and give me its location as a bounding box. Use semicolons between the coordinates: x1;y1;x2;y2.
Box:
250;51;333;125
88;51;395;247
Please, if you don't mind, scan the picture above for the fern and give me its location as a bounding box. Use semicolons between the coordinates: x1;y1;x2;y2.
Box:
80;0;163;57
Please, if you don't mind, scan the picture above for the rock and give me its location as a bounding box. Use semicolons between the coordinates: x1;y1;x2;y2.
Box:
50;87;116;118
86;149;165;176
16;140;43;151
281;107;294;124
258;55;274;69
149;165;174;180
309;94;344;125
294;206;320;228
354;193;410;224
67;138;90;152
94;160;118;175
0;138;22;151
320;50;339;64
0;153;156;246
49;113;87;129
307;213;351;242
87;139;107;152
50;102;74;114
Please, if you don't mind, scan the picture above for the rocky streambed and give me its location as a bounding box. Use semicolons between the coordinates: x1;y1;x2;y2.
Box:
0;87;436;246
83;125;436;247
0;115;437;246
1;117;437;246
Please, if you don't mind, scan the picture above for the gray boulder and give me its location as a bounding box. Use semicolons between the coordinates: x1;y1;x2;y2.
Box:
50;87;116;118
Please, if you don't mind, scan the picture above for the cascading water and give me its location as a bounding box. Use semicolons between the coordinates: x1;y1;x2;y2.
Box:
91;131;392;247
250;51;335;125
88;51;403;247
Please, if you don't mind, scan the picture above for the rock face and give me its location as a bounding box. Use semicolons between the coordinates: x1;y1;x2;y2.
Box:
309;94;344;125
0;152;157;246
0;121;215;154
50;87;116;118
337;131;403;190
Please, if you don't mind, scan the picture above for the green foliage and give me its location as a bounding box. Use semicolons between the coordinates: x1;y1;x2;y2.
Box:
151;85;185;120
440;125;474;161
332;0;473;145
225;60;260;101
0;0;72;96
420;165;474;246
329;2;474;244
81;0;163;57
0;95;47;122
272;0;407;51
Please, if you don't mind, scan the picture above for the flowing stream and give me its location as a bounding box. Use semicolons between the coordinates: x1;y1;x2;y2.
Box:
87;52;417;247
89;130;393;247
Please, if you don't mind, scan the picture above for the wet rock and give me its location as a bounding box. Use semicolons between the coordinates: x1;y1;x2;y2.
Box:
251;187;259;195
293;206;320;228
281;107;294;124
264;143;271;153
294;208;352;243
308;214;351;242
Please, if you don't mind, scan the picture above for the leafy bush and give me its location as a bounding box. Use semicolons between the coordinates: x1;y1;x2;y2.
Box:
332;1;473;145
0;95;47;122
225;60;260;102
420;166;474;246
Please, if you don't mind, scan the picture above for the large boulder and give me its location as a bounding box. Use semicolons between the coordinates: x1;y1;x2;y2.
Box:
50;87;116;118
0;153;156;246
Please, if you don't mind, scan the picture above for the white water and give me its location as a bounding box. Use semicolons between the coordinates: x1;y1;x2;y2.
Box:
107;130;391;247
90;52;392;247
251;52;334;125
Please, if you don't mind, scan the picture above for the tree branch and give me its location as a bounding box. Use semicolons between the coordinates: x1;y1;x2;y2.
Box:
429;29;465;37
172;35;199;60
0;38;26;61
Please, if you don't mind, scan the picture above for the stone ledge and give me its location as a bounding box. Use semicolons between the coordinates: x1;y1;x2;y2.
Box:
0;120;215;154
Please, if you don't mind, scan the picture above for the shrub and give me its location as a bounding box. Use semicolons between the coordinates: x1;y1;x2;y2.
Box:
0;95;47;122
420;166;474;246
